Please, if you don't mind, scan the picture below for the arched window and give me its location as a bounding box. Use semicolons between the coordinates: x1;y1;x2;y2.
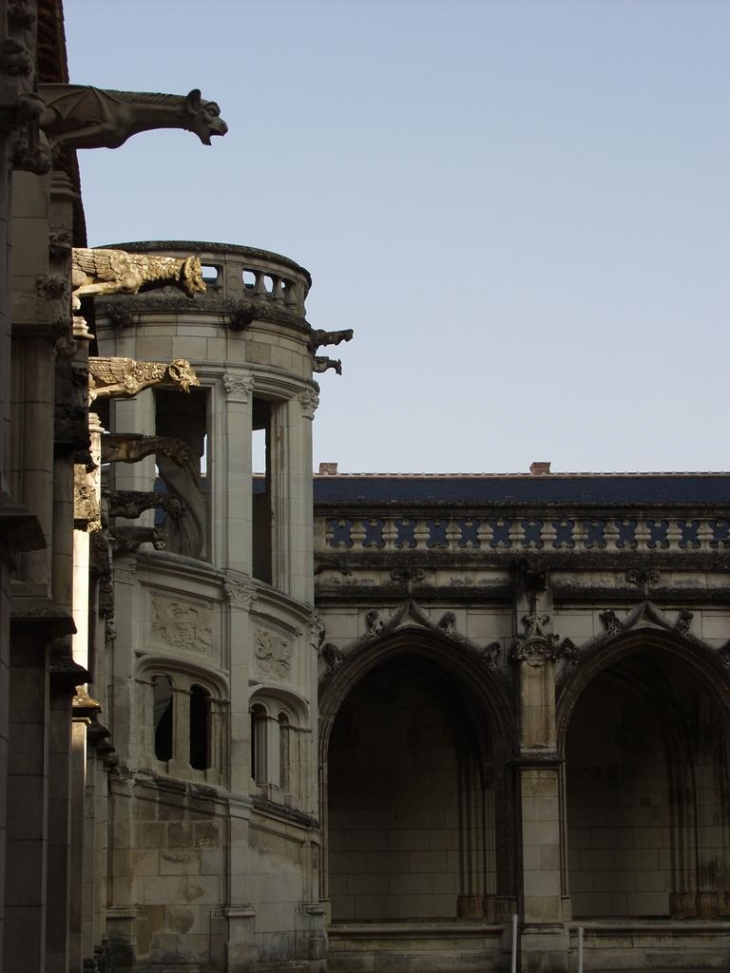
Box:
141;665;226;783
153;675;174;761
189;684;211;770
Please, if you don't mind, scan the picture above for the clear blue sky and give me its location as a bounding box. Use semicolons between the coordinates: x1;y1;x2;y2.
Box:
64;0;730;474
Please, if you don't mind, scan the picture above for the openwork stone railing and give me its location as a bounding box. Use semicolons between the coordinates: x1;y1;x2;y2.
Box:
321;514;730;554
99;240;311;318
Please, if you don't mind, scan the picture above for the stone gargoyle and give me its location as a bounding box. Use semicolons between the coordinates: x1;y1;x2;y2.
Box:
38;85;227;151
88;357;200;402
72;248;206;309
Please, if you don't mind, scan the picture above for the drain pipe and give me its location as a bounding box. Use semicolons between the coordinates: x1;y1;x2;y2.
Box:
510;914;518;973
577;926;584;973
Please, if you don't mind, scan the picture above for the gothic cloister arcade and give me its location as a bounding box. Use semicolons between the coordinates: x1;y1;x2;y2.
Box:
319;631;516;928
558;632;730;922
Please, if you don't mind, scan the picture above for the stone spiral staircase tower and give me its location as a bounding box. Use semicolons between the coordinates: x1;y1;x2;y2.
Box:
94;241;332;972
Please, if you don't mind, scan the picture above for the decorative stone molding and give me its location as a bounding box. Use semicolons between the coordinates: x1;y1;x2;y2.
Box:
223;373;254;403
298;387;320;419
626;568;661;592
151;597;213;653
254;628;292;678
511;613;561;667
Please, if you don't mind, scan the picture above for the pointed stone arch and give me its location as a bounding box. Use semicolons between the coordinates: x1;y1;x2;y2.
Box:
319;619;516;922
557;617;730;919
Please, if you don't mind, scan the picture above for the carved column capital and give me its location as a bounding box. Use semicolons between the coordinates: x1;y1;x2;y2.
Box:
298;387;319;419
224;578;256;609
223;372;254;403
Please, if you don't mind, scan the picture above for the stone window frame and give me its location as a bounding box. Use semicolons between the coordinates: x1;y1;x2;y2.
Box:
137;656;228;785
249;688;309;808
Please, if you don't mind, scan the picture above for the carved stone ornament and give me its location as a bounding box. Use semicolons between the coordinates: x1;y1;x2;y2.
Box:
313;356;341;375
101;433;192;466
39;85;228;152
718;642;730;669
364;609;384;638
511;613;561;667
299;387;320;419
224;579;255;609
72;248;206;309
107;489;184;521
109;526;166;555
478;641;502;669
321;642;345;671
74;465;101;531
626;568;661;591
152;597;213;653
88;357;200;401
223;373;254;403
254;628;292;679
308;328;354;352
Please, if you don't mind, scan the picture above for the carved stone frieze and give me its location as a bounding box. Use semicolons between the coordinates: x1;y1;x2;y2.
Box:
254;628;293;678
88;357;199;401
152;597;213;653
223;373;254;403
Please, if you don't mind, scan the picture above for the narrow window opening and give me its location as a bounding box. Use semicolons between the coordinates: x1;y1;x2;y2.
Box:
251;704;267;784
252;398;272;584
200;264;220;285
189;684;211;770
279;712;290;793
153;675;174;762
155;387;210;559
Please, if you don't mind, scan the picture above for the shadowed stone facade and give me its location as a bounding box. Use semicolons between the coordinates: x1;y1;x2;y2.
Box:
2;3;730;973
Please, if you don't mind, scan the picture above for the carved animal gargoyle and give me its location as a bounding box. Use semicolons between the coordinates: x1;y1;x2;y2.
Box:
88;357;200;402
38;85;227;151
313;357;342;375
72;248;206;309
308;329;354;353
101;434;193;467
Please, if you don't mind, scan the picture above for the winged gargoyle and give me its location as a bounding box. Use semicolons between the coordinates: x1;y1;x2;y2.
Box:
72;248;206;310
39;86;227;152
88;357;199;402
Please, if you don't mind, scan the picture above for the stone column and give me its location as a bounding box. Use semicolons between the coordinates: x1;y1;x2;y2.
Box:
221;372;254;573
512;606;569;973
271;388;317;602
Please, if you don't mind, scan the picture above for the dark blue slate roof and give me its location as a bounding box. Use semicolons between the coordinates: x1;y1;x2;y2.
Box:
309;475;730;506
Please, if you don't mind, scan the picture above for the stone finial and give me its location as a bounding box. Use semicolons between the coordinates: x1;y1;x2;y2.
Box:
529;461;551;475
319;463;338;475
39;85;227;152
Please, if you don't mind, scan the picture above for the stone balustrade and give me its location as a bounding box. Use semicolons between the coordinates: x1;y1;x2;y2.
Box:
100;240;312;318
319;512;730;554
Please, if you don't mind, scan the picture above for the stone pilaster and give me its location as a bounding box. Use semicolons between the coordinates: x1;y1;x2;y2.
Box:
221;371;254;573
